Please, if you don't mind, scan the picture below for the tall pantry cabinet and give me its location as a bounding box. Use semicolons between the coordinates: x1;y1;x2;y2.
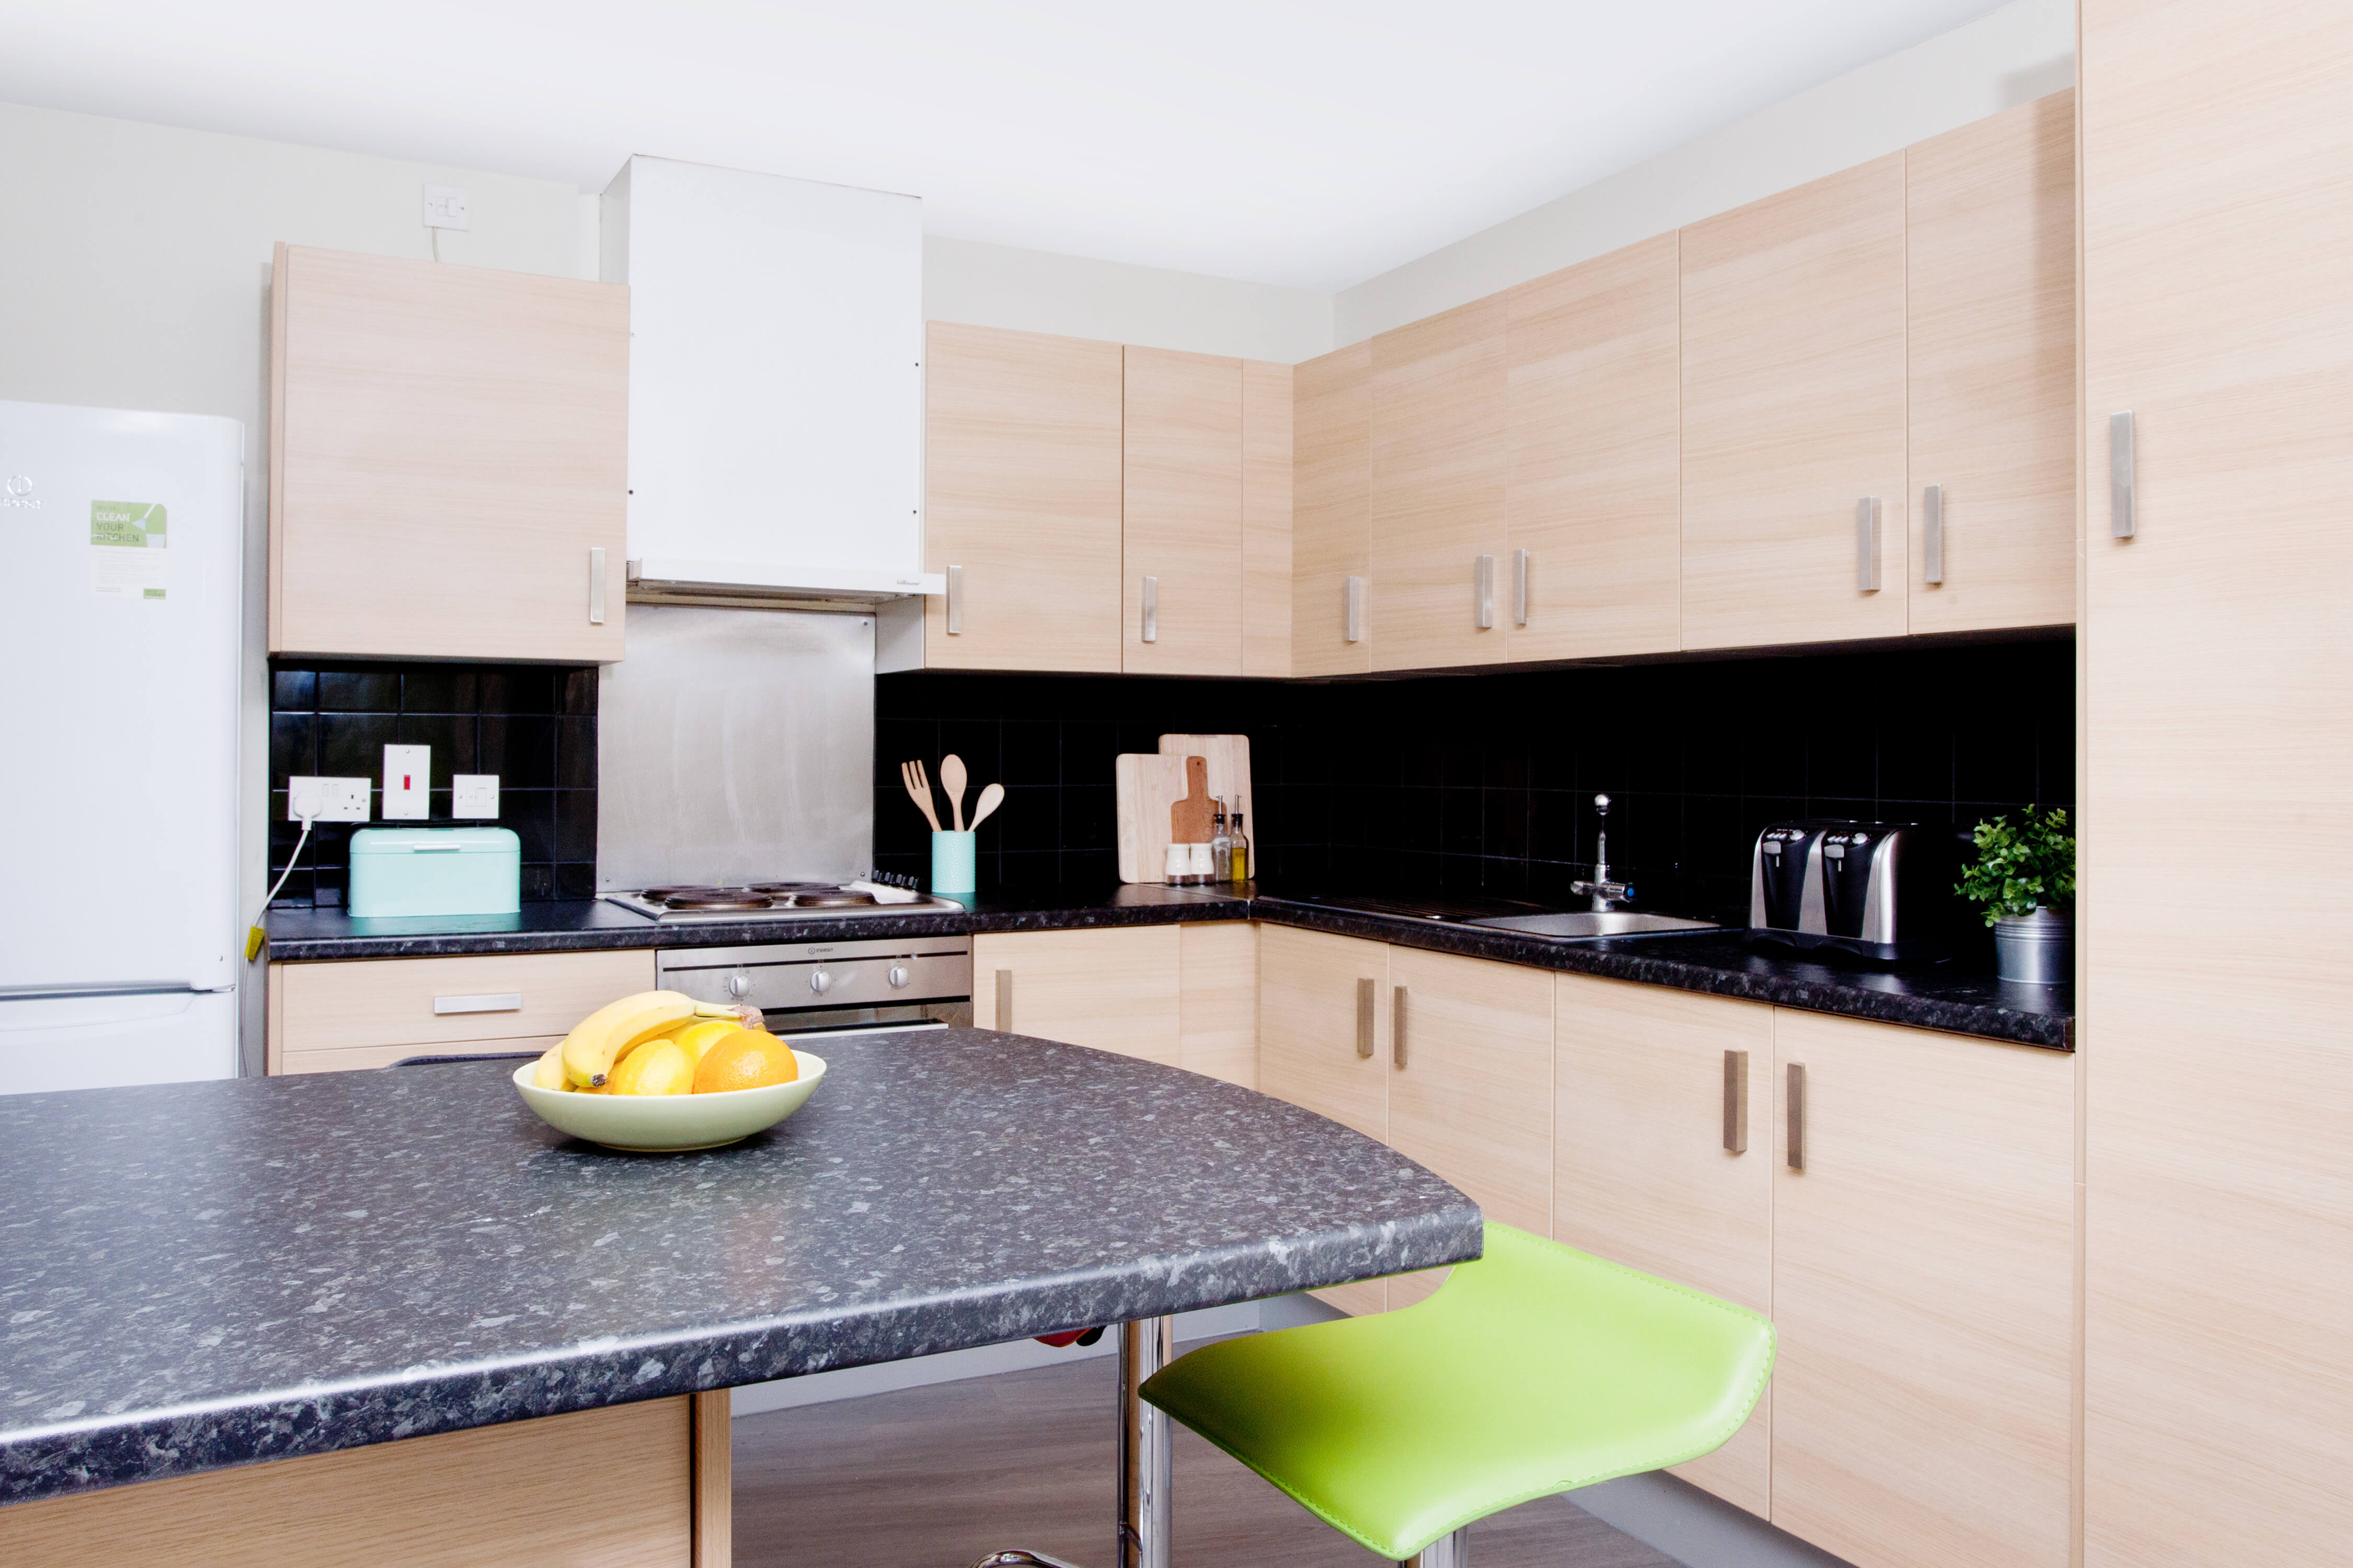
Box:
2080;3;2353;1564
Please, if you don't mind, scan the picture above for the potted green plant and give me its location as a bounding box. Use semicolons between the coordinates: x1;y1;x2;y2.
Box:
1957;806;2075;983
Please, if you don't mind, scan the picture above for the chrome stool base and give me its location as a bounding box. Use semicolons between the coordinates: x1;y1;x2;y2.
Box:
1403;1526;1470;1567
972;1317;1173;1568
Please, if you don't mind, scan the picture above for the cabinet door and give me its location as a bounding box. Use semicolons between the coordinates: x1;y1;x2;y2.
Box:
266;949;657;1074
269;245;627;663
1123;348;1242;676
1770;1011;2074;1568
1552;976;1774;1517
1680;156;1909;651
923;323;1123;672
1370;295;1509;671
973;928;1179;1065
1178;922;1257;1089
1257;924;1388;1313
1291;343;1372;676
1240;360;1294;678
1906;91;2076;634
2082;5;2353;1562
1384;947;1552;1309
1505;233;1682;661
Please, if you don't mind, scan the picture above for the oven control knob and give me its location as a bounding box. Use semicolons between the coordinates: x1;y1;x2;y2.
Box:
725;973;752;999
809;968;832;996
887;964;911;989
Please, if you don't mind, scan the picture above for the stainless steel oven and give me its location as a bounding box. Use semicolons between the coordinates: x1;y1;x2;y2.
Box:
657;934;972;1038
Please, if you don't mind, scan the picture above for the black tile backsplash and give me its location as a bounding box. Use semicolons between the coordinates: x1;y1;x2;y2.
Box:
876;637;2074;915
268;661;597;907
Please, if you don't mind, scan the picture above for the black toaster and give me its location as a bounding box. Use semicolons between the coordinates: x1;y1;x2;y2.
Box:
1748;820;1957;963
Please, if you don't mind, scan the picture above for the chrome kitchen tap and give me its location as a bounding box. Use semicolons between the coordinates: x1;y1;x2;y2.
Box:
1570;793;1637;913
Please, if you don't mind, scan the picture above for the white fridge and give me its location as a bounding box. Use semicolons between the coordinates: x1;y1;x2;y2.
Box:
0;400;245;1092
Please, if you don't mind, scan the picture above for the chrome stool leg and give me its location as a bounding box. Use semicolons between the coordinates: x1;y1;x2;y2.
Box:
970;1314;1174;1568
1402;1526;1470;1568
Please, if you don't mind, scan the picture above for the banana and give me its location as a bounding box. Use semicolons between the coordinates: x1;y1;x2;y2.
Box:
531;1044;569;1091
558;990;738;1088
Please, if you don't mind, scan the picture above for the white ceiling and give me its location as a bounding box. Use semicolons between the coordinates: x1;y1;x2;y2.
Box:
1;1;2010;291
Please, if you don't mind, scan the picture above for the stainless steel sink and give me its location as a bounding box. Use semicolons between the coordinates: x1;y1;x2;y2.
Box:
1466;910;1719;938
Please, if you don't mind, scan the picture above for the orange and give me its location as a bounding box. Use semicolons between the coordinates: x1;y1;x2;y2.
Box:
693;1029;799;1093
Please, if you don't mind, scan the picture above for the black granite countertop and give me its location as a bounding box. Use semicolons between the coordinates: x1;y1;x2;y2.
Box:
0;1029;1478;1506
267;885;2070;1049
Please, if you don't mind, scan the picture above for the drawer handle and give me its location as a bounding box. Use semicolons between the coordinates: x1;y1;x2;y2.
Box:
1344;575;1365;644
1391;985;1408;1069
994;968;1012;1033
1474;555;1495;630
1355;977;1375;1058
1723;1049;1749;1154
1786;1061;1807;1172
2110;410;2137;538
1513;548;1530;627
433;992;522;1015
1921;484;1945;585
947;564;965;634
1140;575;1158;643
1855;497;1882;592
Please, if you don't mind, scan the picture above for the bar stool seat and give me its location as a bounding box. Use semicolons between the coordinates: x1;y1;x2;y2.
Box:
1139;1222;1774;1565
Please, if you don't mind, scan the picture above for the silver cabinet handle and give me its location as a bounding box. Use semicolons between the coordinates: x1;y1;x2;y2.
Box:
2110;411;2137;538
946;564;965;634
1391;985;1409;1068
1474;555;1495;630
433;992;522;1015
1140;575;1158;643
1786;1061;1807;1172
993;968;1012;1032
1855;497;1882;592
1921;484;1944;585
588;547;607;625
1344;575;1365;644
1355;977;1376;1058
1513;548;1530;626
1723;1049;1749;1154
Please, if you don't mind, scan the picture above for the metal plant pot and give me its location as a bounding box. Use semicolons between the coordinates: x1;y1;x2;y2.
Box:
1993;907;2073;985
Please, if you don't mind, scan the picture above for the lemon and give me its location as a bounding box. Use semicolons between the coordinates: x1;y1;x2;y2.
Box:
669;1018;747;1066
607;1038;695;1096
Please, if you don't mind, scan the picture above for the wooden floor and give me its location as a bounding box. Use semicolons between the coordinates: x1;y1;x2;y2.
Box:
735;1349;1680;1567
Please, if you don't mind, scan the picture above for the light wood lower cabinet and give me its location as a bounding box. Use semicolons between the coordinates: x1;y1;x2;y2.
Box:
1178;922;1258;1088
267;949;657;1075
0;1396;716;1567
1769;1010;2074;1568
974;927;1182;1066
1551;976;1774;1517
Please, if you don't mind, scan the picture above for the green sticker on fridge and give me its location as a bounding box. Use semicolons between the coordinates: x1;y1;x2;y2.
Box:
90;500;167;599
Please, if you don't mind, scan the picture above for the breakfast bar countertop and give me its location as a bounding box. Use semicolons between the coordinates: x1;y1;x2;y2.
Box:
0;1029;1480;1507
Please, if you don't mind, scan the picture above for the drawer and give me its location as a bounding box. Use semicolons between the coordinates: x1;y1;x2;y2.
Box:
268;951;657;1071
277;1035;564;1077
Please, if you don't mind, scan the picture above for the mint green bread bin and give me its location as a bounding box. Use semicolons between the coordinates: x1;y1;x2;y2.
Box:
348;828;521;917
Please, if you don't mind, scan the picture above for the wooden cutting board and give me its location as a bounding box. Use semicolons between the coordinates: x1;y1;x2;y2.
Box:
1115;752;1191;883
1158;734;1254;822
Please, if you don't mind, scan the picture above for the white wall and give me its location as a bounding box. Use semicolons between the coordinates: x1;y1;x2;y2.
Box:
1332;0;2076;347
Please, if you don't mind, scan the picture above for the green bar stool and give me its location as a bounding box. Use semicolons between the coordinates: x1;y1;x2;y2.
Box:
1139;1222;1774;1567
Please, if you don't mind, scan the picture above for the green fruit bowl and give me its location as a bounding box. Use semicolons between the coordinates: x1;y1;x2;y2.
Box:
511;1049;827;1152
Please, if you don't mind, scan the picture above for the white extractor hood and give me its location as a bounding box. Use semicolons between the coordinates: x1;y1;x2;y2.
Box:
601;155;940;602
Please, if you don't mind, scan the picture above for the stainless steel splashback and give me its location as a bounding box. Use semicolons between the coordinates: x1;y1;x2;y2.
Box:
597;606;874;889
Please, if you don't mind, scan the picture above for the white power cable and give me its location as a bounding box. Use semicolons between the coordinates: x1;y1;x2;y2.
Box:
247;785;322;960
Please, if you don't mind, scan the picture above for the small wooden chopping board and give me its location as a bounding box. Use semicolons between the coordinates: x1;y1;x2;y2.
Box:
1158;734;1253;822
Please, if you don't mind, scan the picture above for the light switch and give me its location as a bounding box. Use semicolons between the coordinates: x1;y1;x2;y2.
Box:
287;776;371;822
383;745;430;821
452;774;500;819
423;185;470;231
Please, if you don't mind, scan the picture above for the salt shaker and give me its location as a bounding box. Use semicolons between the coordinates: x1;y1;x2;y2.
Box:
1163;843;1191;884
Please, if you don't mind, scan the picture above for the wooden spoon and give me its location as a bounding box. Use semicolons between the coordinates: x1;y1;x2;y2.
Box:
968;782;1005;830
941;754;969;832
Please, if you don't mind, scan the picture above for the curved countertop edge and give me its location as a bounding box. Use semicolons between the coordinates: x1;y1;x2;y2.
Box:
262;889;2070;1050
4;1210;1481;1507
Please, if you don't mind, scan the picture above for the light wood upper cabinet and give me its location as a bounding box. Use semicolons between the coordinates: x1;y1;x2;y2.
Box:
1241;359;1295;677
974;927;1180;1066
923;323;1124;672
268;245;627;663
1906;91;2077;634
1680;155;1910;651
1552;976;1774;1517
1769;1010;2074;1568
1383;947;1553;1309
1291;342;1373;676
1504;233;1683;662
1370;296;1509;671
1123;347;1242;676
2081;6;2353;1563
1257;923;1388;1315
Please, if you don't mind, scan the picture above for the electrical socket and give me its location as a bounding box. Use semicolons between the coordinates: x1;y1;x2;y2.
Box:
423;185;470;231
288;776;370;822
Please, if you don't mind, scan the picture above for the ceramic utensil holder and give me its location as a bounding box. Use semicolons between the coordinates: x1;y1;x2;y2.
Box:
931;830;976;894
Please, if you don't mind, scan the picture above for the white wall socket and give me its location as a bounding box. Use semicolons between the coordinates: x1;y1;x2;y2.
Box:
382;745;430;821
452;774;500;818
423;184;470;231
288;776;370;822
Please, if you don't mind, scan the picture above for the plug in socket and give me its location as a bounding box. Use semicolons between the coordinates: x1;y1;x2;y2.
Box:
288;776;370;821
